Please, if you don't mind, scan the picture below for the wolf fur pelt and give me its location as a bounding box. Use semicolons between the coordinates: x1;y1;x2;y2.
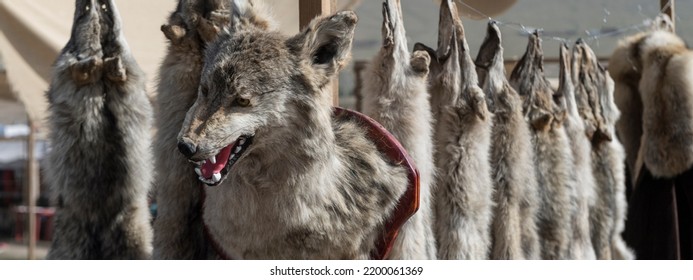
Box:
45;0;153;259
413;0;493;259
175;1;415;259
361;0;436;259
474;21;540;260
558;42;596;260
509;32;577;260
152;0;232;259
575;42;634;260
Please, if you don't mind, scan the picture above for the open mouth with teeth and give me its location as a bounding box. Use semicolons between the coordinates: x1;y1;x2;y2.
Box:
194;136;253;186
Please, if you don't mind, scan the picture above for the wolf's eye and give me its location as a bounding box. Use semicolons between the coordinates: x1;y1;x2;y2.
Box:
236;98;251;107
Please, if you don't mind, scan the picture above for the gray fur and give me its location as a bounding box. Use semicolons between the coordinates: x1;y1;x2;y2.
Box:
46;0;153;259
577;43;634;260
559;43;596;260
152;0;232;259
177;6;414;259
475;21;540;260
361;0;436;259
509;32;576;260
414;0;493;259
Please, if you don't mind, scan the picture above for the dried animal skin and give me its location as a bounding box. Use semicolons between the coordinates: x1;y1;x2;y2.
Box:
153;0;232;259
362;0;437;259
475;21;540;260
509;32;576;260
46;0;153;259
415;0;493;260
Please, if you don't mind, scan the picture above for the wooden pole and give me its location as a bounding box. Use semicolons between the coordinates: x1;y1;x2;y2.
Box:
299;0;339;106
661;0;675;32
25;117;37;260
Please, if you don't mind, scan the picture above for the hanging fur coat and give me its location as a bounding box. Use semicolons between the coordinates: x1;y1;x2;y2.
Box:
474;21;540;260
413;0;493;259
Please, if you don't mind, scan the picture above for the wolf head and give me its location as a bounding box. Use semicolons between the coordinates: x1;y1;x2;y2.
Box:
177;1;357;186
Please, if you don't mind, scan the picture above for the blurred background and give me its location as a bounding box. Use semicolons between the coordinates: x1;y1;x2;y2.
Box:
0;0;687;259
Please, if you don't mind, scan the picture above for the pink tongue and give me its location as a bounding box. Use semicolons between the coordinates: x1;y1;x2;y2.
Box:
200;143;234;178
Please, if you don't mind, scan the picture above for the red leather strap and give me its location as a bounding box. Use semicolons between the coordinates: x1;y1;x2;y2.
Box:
333;107;420;260
200;107;420;260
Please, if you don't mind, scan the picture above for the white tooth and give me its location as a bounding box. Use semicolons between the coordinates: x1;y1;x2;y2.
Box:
239;139;246;145
235;146;242;153
212;173;222;182
195;168;202;176
209;157;216;164
198;176;205;182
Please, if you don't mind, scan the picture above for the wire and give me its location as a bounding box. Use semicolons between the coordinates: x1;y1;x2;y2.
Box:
455;0;674;44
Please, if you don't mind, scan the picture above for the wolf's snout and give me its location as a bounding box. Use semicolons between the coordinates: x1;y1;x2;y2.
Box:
178;140;198;158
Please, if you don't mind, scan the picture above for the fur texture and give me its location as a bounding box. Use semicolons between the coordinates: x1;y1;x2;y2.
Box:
638;30;693;178
152;0;232;259
509;32;576;260
608;14;676;182
176;4;414;259
608;33;647;181
414;0;493;259
46;0;153;259
474;21;540;260
361;0;436;259
577;42;634;260
559;43;596;260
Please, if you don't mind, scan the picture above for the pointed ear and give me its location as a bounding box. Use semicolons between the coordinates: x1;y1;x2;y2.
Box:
287;11;358;84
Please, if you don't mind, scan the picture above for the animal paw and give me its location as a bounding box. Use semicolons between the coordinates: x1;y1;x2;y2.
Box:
104;56;127;82
410;50;430;75
70;56;103;84
198;10;230;43
161;23;187;43
470;88;490;120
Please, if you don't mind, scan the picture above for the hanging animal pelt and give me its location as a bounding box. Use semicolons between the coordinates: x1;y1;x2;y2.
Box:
474;21;540;260
575;42;634;260
509;32;577;260
152;0;232;259
558;42;596;260
622;27;693;260
362;0;436;259
608;14;675;181
414;0;493;260
45;0;153;259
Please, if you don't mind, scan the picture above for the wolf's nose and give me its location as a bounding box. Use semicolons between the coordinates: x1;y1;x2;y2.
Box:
177;140;197;158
